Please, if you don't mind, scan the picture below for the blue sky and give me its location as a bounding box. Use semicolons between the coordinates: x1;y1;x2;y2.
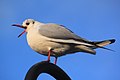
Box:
0;0;120;80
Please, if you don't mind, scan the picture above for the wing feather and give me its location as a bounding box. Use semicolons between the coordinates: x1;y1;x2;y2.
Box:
39;23;91;43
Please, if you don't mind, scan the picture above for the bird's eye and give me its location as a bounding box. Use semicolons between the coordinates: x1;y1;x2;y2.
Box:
26;23;30;25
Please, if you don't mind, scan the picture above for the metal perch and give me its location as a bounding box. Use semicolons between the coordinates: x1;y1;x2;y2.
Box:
24;61;71;80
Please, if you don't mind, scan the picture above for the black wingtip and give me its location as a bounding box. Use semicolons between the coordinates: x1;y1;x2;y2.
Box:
109;39;116;44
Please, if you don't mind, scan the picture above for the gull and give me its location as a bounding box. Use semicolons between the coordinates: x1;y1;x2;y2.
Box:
12;19;115;64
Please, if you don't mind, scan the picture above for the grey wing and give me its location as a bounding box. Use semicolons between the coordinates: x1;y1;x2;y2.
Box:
39;23;91;42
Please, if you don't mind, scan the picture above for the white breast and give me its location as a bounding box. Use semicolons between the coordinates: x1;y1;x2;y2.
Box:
26;28;71;57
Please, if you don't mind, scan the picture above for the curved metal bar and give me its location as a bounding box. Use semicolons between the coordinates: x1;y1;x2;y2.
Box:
24;61;71;80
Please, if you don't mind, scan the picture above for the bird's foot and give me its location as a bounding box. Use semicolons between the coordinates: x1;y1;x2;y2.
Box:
44;59;50;63
54;57;58;65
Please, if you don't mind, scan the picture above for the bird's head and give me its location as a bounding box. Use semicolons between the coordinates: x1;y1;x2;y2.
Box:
12;19;35;37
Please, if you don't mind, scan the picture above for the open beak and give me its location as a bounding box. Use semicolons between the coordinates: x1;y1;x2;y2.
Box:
12;24;27;38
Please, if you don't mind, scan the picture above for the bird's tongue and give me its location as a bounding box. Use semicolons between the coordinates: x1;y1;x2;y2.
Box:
18;30;26;38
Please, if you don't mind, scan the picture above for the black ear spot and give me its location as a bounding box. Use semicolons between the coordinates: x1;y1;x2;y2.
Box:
33;21;35;24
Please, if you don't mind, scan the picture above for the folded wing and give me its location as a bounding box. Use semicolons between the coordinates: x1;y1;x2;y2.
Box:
38;23;92;45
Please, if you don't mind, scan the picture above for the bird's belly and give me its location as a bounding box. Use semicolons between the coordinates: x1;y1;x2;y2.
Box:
26;31;71;57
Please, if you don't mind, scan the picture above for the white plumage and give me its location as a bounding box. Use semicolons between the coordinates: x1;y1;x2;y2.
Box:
12;19;115;64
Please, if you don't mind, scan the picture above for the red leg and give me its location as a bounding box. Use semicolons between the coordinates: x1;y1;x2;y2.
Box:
54;57;58;65
47;49;52;62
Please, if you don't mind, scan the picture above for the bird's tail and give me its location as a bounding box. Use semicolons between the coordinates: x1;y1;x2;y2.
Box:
92;39;115;51
76;39;115;55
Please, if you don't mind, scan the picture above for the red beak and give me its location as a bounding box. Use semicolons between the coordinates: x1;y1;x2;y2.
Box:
12;24;27;38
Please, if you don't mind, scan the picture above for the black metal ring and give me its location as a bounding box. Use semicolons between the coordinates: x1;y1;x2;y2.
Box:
24;61;71;80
